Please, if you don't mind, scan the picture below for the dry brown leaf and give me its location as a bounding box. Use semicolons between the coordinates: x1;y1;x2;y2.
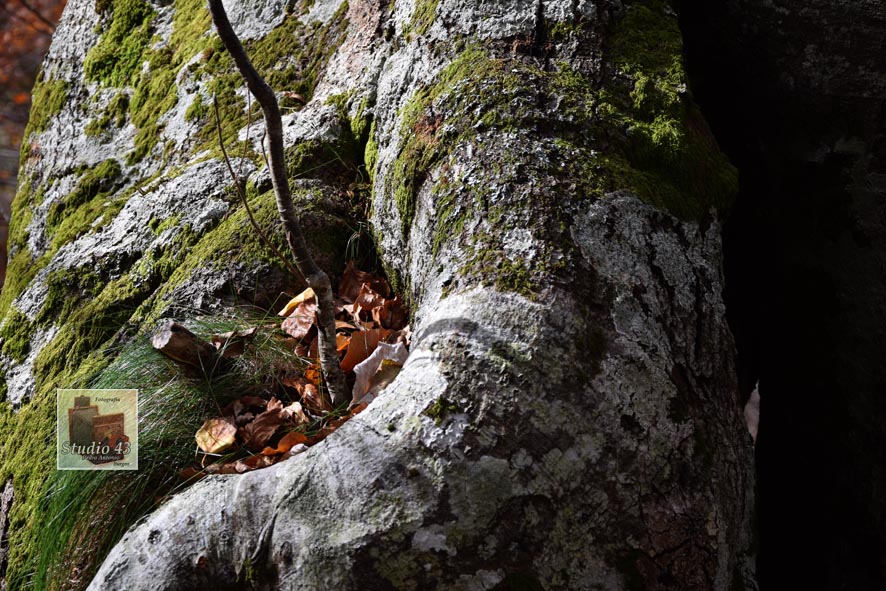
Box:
260;430;308;455
195;418;237;453
341;328;393;373
210;327;258;358
281;400;310;425
281;299;317;341
266;396;283;413
233;454;276;473
335;320;357;330
278;287;316;317
339;261;390;302
302;382;333;414
348;284;386;321
239;408;284;449
371;296;409;330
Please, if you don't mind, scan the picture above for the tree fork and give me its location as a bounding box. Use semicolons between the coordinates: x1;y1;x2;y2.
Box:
207;0;349;407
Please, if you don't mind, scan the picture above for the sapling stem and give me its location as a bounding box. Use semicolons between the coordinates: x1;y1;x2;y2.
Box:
208;0;349;407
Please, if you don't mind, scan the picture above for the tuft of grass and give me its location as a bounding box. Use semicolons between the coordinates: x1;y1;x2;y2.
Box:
33;308;309;589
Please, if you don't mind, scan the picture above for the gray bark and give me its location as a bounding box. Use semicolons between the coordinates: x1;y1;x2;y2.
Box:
0;0;756;588
85;0;755;589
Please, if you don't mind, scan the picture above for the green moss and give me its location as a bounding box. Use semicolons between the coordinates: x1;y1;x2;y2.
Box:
187;2;350;159
387;45;536;235
423;395;461;425
459;236;534;298
84;114;111;136
0;250;51;323
127;66;178;164
169;0;212;65
598;0;738;219
36;267;103;326
380;4;735;304
24;79;68;136
364;118;379;182
46;159;123;242
184;95;208;122
0;309;38;362
6;182;34;252
85;93;131;136
83;0;155;86
405;0;439;37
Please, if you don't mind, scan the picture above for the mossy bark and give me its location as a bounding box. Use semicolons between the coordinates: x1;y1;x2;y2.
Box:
2;0;755;589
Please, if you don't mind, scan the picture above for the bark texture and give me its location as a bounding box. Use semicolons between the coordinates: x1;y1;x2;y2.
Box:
0;0;756;589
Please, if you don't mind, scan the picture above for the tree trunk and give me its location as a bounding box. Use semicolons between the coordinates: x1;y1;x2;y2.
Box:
0;0;756;589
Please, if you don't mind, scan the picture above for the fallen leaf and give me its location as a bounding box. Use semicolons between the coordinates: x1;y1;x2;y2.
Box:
345;283;386;322
239;408;285;449
281;299;318;341
371;296;409;330
267;396;283;412
281;400;310;425
304;365;322;385
338;261;390;302
301;382;333;414
260;430;308;455
278;287;316;317
233;454;276;473
341;328;393;373
335;320;357;330
195;418;237;453
351;341;409;404
210;327;258;358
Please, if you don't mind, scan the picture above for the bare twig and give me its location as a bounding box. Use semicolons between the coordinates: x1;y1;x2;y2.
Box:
208;0;349;407
213;95;300;280
13;0;57;32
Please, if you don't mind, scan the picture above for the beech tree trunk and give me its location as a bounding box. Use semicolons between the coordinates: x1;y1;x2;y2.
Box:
0;0;756;589
86;1;755;589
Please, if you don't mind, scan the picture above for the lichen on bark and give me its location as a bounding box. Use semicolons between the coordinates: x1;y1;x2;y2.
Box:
0;0;756;589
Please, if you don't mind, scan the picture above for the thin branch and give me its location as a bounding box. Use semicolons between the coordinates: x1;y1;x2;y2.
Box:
213;95;301;280
208;0;349;407
0;2;54;35
12;0;57;33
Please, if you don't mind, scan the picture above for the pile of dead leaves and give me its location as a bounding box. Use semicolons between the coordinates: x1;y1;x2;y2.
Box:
182;262;410;480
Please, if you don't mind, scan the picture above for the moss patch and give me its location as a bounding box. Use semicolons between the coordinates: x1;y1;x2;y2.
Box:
187;1;350;158
45;159;124;247
382;2;736;299
0;309;38;362
23;78;68;138
598;0;738;219
83;0;155;86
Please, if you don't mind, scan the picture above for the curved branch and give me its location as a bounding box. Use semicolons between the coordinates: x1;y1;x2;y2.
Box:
207;0;349;406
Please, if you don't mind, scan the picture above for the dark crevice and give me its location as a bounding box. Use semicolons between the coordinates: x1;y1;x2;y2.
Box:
678;1;886;589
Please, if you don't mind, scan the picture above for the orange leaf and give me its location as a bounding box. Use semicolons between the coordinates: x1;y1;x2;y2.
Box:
339;261;390;302
336;333;350;353
278;288;316;317
341;328;393;372
260;430;308;456
304;365;321;385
